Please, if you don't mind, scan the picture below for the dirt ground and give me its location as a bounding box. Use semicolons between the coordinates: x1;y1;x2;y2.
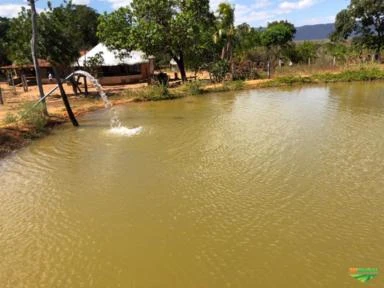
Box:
0;69;211;122
0;81;148;122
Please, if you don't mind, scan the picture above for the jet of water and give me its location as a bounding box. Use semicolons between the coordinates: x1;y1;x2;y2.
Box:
73;70;122;129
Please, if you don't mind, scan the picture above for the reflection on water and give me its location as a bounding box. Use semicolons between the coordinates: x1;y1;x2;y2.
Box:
1;82;384;288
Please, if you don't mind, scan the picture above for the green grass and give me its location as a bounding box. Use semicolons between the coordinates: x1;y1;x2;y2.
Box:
184;80;204;95
259;76;315;88
122;67;384;102
314;67;384;82
259;67;384;88
2;102;48;133
126;85;180;101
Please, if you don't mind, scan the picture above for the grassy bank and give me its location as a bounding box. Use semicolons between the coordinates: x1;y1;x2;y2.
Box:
258;66;384;88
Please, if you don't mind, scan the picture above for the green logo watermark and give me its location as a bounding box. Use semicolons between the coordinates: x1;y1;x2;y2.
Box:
349;267;378;283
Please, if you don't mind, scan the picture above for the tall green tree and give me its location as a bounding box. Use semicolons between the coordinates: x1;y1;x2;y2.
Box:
6;9;32;65
7;1;89;125
234;23;262;60
261;20;296;66
296;41;318;64
98;0;214;82
332;0;384;60
7;2;98;64
0;17;11;66
215;3;235;61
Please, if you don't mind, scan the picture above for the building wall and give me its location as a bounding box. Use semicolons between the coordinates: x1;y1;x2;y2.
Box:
99;74;143;85
98;63;151;85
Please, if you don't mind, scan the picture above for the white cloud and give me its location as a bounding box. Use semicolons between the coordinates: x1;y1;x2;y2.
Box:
0;4;26;18
235;4;273;25
279;0;317;12
72;0;91;5
107;0;132;9
253;0;271;9
234;1;275;26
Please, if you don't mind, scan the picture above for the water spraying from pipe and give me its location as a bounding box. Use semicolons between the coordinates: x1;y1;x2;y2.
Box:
72;70;122;129
35;70;142;135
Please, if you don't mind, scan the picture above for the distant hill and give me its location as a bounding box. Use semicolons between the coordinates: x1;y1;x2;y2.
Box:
294;23;335;41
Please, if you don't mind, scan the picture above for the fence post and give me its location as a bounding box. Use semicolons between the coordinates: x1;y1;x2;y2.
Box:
0;87;4;105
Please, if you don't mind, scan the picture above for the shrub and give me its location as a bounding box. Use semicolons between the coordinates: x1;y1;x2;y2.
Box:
185;81;203;95
209;60;230;83
133;85;177;101
18;102;47;131
3;112;18;125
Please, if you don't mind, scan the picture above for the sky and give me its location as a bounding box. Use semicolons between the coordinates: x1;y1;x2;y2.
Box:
0;0;350;27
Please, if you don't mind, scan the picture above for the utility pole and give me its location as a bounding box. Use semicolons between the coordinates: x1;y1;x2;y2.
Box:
29;0;48;115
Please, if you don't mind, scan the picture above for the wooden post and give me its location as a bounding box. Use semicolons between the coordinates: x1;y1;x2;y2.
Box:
0;88;4;105
8;70;16;94
267;61;271;79
53;67;79;127
21;74;28;92
70;77;79;96
72;76;85;96
83;76;88;96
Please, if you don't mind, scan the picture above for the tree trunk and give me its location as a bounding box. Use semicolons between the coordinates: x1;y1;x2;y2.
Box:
29;0;48;115
173;54;187;82
221;46;226;60
53;67;79;127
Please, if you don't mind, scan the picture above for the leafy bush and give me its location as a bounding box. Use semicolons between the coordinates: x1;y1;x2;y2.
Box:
18;102;47;131
315;67;384;82
3;112;18;125
209;60;230;83
185;81;203;95
133;85;177;101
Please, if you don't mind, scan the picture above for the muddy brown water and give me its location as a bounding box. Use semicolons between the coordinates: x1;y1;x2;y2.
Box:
1;82;384;287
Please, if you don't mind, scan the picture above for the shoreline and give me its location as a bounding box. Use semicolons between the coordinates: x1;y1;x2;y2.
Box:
1;66;384;159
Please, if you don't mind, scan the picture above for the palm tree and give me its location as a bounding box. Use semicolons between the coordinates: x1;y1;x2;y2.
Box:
215;3;235;62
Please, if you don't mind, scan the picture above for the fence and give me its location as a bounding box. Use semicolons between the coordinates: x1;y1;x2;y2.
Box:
0;83;19;105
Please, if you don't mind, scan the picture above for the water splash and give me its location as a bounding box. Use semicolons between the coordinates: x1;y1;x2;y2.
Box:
72;70;141;135
109;126;142;136
73;70;121;128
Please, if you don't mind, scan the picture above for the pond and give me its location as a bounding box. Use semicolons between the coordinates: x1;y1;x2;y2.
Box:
1;82;384;287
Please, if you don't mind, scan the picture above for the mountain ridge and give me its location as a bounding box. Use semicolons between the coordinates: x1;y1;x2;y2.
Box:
294;23;335;41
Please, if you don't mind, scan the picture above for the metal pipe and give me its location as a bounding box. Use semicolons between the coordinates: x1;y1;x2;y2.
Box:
34;72;75;106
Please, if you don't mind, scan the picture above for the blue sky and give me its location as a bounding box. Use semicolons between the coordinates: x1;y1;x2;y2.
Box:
0;0;349;27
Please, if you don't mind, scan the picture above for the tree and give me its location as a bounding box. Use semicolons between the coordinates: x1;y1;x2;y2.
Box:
98;0;214;82
233;23;262;60
261;21;296;67
8;2;83;125
325;42;348;65
332;0;384;61
296;41;318;64
261;21;296;49
38;3;82;126
0;17;11;66
69;4;99;50
215;3;235;61
6;9;32;65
